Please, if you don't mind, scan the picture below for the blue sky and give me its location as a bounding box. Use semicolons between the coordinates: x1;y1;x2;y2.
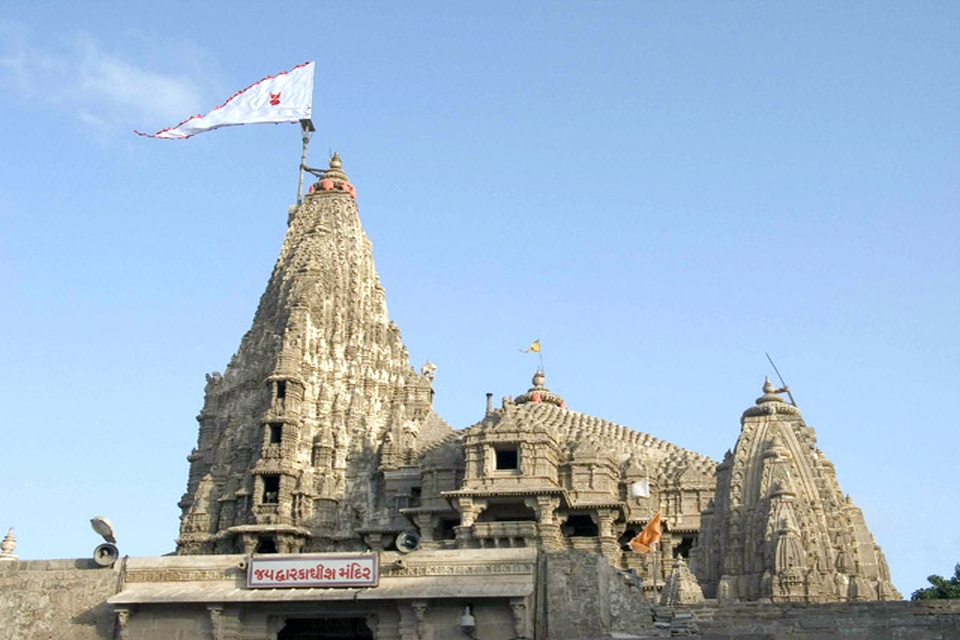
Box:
1;2;957;596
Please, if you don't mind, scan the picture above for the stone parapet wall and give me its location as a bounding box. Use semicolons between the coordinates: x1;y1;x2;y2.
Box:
3;554;960;639
691;599;960;639
0;559;119;640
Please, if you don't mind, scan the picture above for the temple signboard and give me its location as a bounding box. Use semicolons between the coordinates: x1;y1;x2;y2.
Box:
246;554;379;588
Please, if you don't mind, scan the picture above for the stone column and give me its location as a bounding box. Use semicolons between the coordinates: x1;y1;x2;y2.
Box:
510;598;530;639
413;513;436;548
533;496;561;549
115;608;130;640
398;603;420;640
455;499;482;548
372;611;401;640
411;600;428;639
596;509;620;563
207;605;223;640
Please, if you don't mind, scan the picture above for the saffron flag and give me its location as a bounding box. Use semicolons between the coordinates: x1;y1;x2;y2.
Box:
628;511;661;553
136;62;314;139
524;340;541;353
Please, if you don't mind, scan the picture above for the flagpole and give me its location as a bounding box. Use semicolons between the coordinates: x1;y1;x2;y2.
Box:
296;119;315;204
765;352;797;406
652;540;659;604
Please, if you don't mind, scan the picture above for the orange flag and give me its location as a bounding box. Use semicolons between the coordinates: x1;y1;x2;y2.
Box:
628;511;662;553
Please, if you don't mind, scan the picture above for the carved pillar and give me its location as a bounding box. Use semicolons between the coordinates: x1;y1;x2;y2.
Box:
454;525;475;548
266;614;285;639
398;603;420;640
115;608;130;640
207;605;223;640
455;498;482;548
241;534;257;556
414;513;437;548
596;508;620;563
372;610;401;640
533;496;561;549
220;608;242;640
411;600;428;640
510;598;529;639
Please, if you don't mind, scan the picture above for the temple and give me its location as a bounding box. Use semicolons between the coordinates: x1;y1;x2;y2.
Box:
1;154;915;640
170;154;898;621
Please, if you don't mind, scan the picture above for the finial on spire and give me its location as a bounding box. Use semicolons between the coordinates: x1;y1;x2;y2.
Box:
756;377;784;405
305;151;356;199
532;369;545;388
515;369;566;408
763;377;776;394
0;527;17;561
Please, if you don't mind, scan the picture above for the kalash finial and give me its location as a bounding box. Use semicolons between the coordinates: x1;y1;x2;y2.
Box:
308;151;355;198
322;152;348;182
515;369;566;408
532;369;546;388
0;527;17;561
756;376;784;405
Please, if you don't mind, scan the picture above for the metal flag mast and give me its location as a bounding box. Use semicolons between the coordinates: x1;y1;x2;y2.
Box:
765;352;797;406
296;118;316;204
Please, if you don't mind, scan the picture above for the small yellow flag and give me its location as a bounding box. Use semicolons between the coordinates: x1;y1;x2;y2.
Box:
526;339;541;353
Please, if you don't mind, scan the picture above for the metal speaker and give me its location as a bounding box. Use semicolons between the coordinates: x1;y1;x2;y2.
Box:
395;531;420;554
93;543;119;567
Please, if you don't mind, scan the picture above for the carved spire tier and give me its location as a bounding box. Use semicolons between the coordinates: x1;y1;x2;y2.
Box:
177;155;449;555
692;379;900;603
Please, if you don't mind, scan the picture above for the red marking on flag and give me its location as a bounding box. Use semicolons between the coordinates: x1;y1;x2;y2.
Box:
270;92;281;106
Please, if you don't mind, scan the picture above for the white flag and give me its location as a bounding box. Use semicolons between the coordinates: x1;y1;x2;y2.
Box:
629;478;650;498
137;62;314;139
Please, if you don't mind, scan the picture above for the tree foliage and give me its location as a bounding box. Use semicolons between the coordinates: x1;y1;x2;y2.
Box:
911;563;960;600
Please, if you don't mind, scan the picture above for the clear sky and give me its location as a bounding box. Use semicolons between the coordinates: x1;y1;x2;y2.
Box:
1;2;957;597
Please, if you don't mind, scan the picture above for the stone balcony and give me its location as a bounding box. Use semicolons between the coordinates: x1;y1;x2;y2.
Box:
472;521;539;548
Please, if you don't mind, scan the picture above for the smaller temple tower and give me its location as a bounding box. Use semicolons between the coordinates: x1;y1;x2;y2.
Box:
692;379;899;603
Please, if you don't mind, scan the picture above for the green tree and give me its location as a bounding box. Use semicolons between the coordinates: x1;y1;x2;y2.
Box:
911;563;960;600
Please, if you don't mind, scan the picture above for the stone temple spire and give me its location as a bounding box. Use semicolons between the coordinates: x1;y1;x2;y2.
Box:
177;155;446;555
692;379;899;603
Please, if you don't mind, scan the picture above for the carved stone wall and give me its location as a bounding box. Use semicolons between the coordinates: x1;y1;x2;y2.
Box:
177;156;450;555
692;379;900;603
0;559;118;640
175;153;896;612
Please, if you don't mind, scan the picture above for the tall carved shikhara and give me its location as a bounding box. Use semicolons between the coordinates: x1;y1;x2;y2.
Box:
693;379;898;602
178;154;446;555
177;155;899;603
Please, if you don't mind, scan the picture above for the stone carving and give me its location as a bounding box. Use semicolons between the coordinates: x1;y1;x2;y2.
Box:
660;557;704;605
0;527;17;560
693;378;900;602
175;156;896;605
177;155;448;555
124;568;234;583
420;360;436;380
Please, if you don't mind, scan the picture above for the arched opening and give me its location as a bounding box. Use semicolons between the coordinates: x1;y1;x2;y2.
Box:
277;617;374;640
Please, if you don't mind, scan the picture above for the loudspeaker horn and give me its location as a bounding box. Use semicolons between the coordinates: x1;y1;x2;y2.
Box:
93;543;119;567
395;531;420;554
